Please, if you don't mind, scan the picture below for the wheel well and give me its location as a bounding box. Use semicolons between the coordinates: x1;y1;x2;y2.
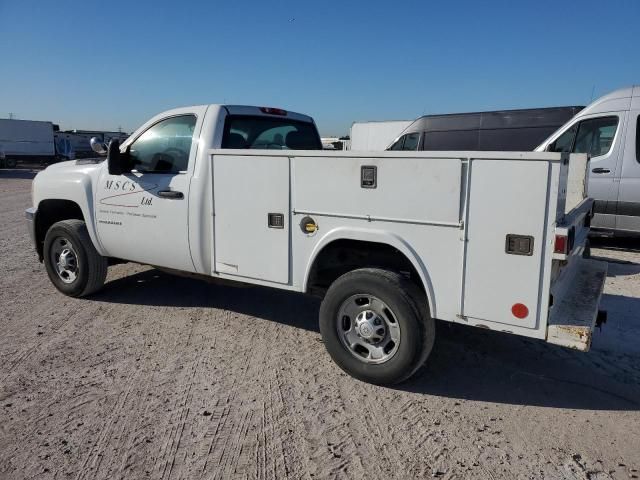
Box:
35;199;84;260
306;239;424;296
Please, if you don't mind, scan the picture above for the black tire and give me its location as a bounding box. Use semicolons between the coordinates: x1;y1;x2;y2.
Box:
43;219;108;297
5;158;17;168
319;268;435;385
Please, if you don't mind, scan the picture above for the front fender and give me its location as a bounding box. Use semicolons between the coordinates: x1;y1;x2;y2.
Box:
303;226;437;318
32;164;106;256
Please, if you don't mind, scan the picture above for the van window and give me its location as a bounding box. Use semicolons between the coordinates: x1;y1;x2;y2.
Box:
388;133;420;151
389;136;404;150
402;133;420;150
548;124;578;153
573;117;618;157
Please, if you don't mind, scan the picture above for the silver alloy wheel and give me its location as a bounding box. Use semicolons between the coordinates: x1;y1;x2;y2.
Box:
336;294;401;364
50;236;79;284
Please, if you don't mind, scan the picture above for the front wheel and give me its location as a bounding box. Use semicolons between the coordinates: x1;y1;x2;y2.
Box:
319;268;435;385
43;219;108;297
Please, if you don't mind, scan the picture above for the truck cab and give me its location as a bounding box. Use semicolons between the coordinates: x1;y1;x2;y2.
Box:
537;86;640;235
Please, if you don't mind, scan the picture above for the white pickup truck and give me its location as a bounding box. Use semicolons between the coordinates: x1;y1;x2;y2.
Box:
26;104;607;385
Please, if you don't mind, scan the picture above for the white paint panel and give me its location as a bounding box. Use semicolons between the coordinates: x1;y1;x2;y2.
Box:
463;160;549;328
213;155;290;284
293;156;462;224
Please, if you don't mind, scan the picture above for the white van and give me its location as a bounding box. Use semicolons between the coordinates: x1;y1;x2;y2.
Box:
536;86;640;235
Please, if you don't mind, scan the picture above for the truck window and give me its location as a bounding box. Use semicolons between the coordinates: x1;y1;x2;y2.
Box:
221;116;321;150
573;116;618;157
128;115;196;173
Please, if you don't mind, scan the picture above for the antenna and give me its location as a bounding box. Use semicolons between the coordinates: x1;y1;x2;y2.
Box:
589;85;595;103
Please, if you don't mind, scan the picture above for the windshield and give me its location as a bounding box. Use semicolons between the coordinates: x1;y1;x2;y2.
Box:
221;115;322;150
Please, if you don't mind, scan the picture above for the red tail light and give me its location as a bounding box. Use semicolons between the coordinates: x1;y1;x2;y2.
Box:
554;234;568;254
260;107;287;116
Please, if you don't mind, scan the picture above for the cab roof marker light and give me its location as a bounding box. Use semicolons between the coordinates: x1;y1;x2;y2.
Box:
260;107;287;116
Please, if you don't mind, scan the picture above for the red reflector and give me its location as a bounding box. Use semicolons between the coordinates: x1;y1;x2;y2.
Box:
554;234;568;254
511;303;529;319
260;107;287;116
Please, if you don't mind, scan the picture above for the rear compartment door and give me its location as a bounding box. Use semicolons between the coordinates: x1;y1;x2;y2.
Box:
462;159;550;329
212;154;290;284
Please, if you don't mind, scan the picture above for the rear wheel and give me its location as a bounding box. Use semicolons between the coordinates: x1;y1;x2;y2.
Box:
43;220;108;297
319;268;435;385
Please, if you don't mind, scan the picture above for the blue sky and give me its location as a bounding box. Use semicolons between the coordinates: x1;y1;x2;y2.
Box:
0;0;639;136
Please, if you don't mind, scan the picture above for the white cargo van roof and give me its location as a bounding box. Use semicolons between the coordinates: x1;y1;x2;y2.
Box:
578;86;639;117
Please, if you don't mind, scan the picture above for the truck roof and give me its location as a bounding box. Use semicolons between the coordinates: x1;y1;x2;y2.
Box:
167;104;315;124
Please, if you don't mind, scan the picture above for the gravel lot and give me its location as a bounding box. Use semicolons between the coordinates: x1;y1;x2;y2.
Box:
1;170;639;480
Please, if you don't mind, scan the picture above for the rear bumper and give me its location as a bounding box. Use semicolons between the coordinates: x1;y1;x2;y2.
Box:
546;258;607;351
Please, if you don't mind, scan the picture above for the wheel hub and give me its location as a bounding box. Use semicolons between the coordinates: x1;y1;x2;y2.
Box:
59;249;75;269
50;237;79;284
355;310;386;343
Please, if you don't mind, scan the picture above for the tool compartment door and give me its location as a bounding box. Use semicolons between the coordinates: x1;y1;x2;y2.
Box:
463;160;550;329
212;154;290;284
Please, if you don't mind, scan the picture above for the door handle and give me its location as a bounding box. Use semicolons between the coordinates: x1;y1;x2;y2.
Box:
157;189;184;199
592;168;611;174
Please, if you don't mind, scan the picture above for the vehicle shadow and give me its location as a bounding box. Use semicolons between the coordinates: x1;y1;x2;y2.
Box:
590;237;640;277
591;236;640;253
95;268;640;411
94;268;321;333
0;169;39;180
402;304;640;411
591;254;640;277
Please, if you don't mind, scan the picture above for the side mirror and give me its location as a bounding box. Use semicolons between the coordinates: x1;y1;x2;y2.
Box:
90;137;107;155
107;139;131;175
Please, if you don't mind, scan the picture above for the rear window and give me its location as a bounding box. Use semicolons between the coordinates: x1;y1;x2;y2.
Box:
221;115;321;150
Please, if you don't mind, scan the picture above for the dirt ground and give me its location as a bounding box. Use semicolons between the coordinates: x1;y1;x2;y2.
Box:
1;170;639;480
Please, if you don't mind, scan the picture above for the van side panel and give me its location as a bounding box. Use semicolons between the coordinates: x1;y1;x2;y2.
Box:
616;110;640;232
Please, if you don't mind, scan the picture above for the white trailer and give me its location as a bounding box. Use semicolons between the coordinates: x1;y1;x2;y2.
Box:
349;120;413;151
26;105;607;385
0;119;55;166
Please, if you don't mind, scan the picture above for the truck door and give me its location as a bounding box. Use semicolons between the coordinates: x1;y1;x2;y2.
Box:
616;111;640;233
94;111;204;271
547;113;625;229
212;154;290;284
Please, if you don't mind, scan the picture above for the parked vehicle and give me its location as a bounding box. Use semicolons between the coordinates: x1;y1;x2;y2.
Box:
349;120;413;151
26;104;606;385
0;119;57;167
536;86;640;236
387;106;584;152
55;130;129;159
